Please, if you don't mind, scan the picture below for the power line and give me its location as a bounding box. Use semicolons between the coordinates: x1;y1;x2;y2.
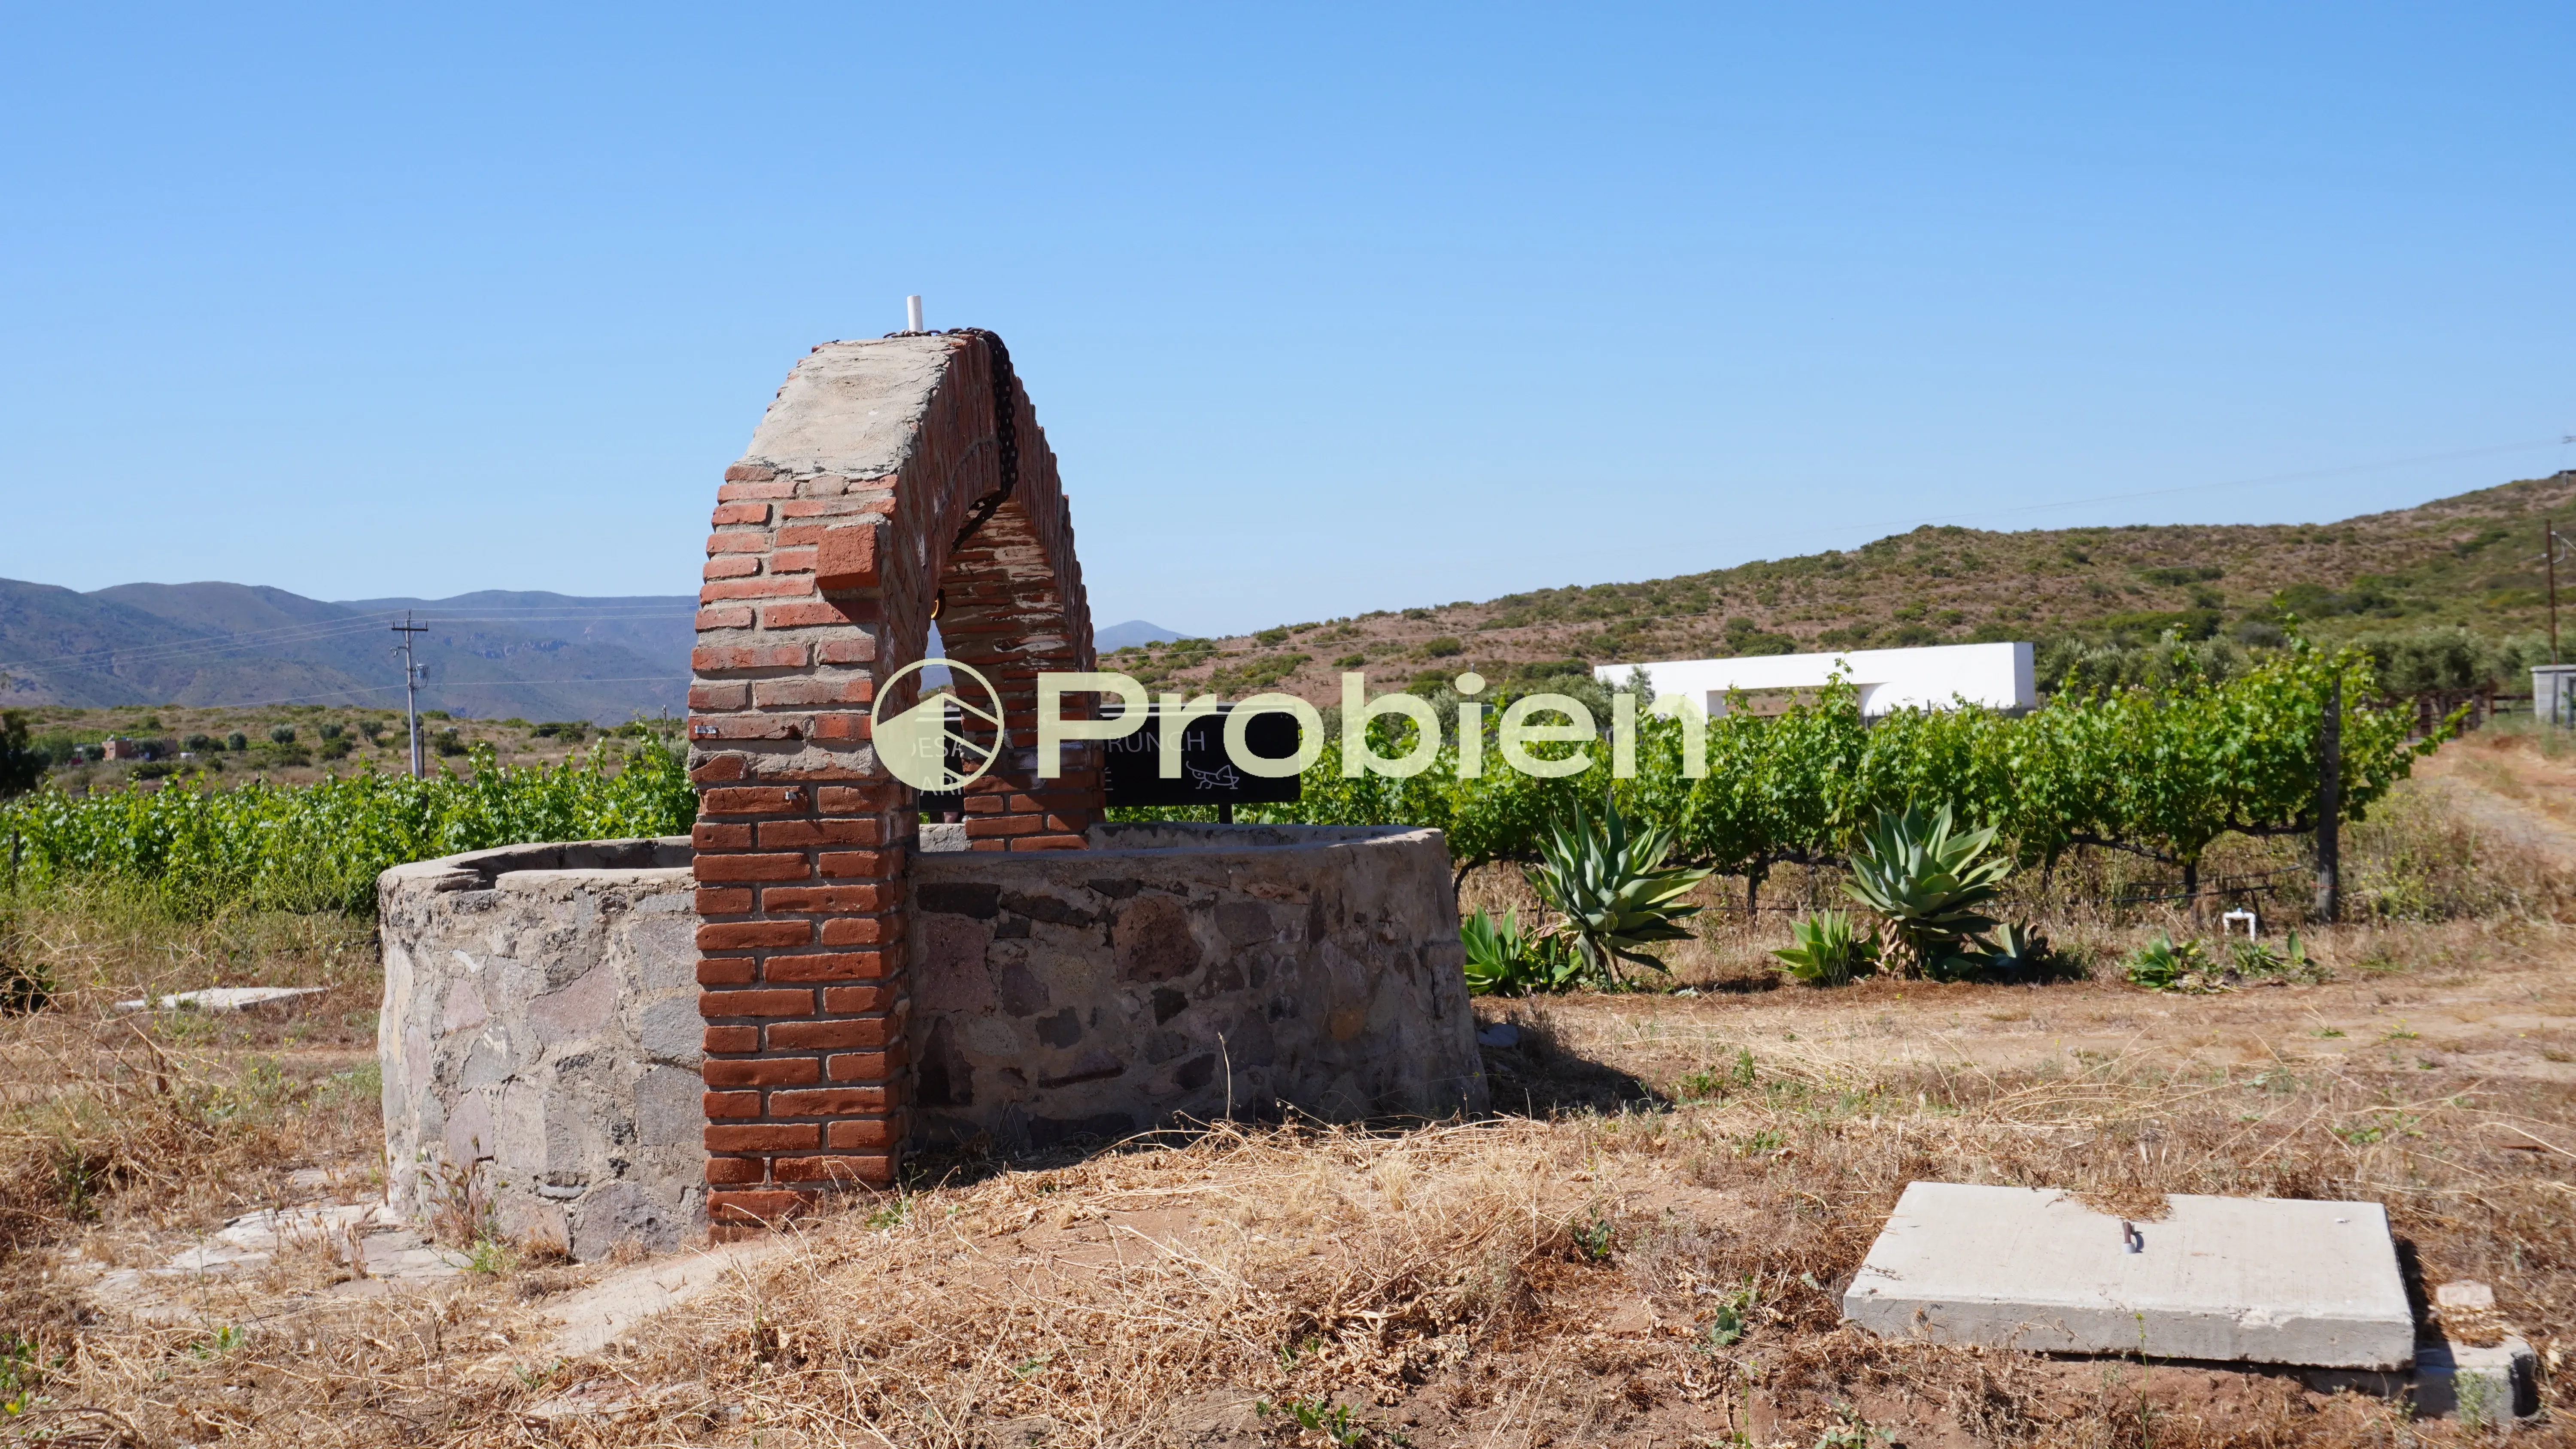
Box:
0;606;695;673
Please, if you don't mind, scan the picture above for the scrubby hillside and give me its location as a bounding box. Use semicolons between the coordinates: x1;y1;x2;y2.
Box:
1119;470;2576;702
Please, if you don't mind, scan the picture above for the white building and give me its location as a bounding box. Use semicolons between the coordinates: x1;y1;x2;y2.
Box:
1595;641;2036;717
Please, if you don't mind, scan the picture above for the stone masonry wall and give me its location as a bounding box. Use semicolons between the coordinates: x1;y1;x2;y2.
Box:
910;823;1488;1149
378;839;699;1260
686;335;1104;1227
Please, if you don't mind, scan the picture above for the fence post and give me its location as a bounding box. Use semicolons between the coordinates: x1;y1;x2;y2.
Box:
2314;676;2341;924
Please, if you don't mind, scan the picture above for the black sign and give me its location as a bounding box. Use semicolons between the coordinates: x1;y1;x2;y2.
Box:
1101;703;1303;808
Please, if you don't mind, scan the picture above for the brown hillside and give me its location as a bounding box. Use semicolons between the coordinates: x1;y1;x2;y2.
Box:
1113;470;2576;703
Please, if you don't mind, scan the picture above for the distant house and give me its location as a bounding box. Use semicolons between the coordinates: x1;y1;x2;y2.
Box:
100;737;147;761
1595;641;2036;718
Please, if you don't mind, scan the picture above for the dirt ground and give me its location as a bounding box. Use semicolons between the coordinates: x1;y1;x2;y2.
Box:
4;729;2573;1446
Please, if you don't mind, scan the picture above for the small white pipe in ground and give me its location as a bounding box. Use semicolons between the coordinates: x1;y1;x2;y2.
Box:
906;294;923;332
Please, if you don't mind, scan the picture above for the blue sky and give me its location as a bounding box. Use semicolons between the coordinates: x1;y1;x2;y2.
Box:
3;4;2571;637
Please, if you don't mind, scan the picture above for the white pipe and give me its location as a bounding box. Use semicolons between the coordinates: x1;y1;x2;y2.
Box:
905;295;923;332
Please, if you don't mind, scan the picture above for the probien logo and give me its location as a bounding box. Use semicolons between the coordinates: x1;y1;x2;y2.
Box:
867;665;1709;787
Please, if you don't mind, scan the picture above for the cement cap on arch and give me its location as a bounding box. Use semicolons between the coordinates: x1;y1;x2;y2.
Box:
741;335;956;476
1844;1182;2413;1369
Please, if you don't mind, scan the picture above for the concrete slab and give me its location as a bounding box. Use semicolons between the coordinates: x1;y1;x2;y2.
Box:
116;985;325;1013
1843;1182;2412;1369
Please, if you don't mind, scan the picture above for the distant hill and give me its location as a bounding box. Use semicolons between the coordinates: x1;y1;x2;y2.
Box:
1106;470;2576;703
1094;620;1185;650
0;581;694;723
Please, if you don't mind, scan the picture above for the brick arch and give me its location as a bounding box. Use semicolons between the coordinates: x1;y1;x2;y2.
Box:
685;334;1103;1225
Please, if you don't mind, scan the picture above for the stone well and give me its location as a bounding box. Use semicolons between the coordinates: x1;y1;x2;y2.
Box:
379;838;702;1258
379;824;1484;1259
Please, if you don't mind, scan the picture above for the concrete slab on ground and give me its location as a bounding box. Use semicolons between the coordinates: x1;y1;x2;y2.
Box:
115;985;326;1013
544;1240;785;1358
1844;1182;2412;1369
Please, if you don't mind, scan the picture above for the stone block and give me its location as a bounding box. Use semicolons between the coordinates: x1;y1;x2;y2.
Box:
2415;1337;2539;1422
1844;1182;2413;1369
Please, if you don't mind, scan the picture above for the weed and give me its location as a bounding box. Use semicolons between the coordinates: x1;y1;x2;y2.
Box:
188;1325;247;1359
1256;1394;1370;1445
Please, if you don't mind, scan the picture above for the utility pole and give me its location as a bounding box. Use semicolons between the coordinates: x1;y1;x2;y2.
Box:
2314;673;2342;925
391;613;429;778
2550;516;2561;666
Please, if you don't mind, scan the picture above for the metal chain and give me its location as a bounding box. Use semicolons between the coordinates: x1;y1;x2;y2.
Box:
884;323;1021;555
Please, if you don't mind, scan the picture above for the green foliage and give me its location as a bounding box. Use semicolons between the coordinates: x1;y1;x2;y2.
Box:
0;711;41;798
0;742;696;917
1529;800;1712;987
1842;804;2011;979
1458;907;1585;995
225;731;249;752
267;725;296;745
2229;930;2320;982
1769;909;1878;987
2122;931;2209;989
1982;922;2058;981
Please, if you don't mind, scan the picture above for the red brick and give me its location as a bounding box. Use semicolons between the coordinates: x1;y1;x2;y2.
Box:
689;682;749;712
756;886;881;914
762;952;888;982
692;822;753;850
689;755;747;785
758;817;882;848
825;1050;898;1081
705;1156;768;1183
816;852;894;881
722;463;781;483
703;1124;818;1152
820;911;898;945
703;1025;760;1053
694;887;753;914
698;919;809;949
703;1090;762;1118
706;530;770;555
697;605;755;631
772;1155;893;1186
700;988;815;1018
702;555;760;579
813;523;881;592
1020;833;1089;851
693;643;810;671
708;1189;820;1224
688;714;805;742
695;958;756;985
702;576;816;602
769;546;817;574
817;637;878;665
769;1085;887;1115
761;601;857;629
814;785;887;812
703;785;809;815
966;815;1040;838
702;1057;819;1088
763;675;878;708
766;1011;892;1048
827;1118;900;1150
711;501;771;526
693;852;811;883
806;712;869;742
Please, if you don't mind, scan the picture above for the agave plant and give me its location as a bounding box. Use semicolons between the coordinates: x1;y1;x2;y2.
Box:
1459;907;1587;996
1770;909;1879;987
1529;799;1713;989
1982;921;2054;982
1843;804;2012;979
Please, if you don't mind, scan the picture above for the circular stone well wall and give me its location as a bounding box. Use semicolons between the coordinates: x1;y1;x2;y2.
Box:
379;825;1485;1258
